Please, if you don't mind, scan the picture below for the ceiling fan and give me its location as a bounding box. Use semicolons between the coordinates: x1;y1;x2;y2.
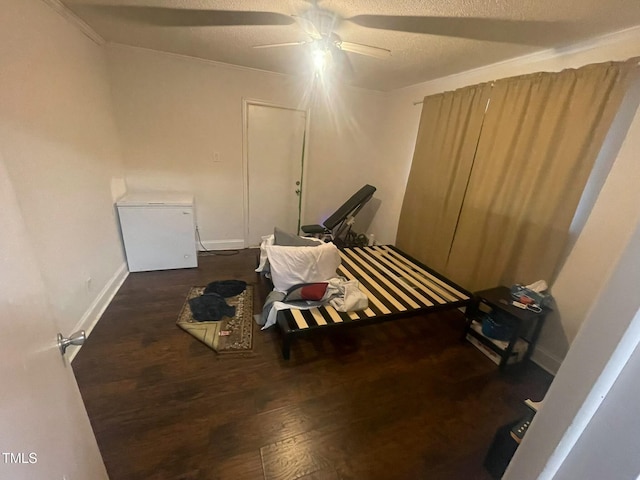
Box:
252;8;391;62
73;2;573;60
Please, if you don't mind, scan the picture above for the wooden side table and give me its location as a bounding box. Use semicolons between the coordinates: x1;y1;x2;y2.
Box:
464;286;549;368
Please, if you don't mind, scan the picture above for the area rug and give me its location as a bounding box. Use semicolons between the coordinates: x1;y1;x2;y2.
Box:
177;285;254;356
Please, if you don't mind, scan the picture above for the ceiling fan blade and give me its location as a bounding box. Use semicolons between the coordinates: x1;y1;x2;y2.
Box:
71;5;296;27
292;15;323;39
347;15;574;46
253;41;309;49
332;47;355;77
339;41;391;59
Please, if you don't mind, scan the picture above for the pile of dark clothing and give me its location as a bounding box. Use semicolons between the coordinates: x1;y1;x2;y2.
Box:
188;280;246;322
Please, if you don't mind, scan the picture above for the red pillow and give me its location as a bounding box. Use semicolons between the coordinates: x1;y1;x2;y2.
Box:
283;283;328;302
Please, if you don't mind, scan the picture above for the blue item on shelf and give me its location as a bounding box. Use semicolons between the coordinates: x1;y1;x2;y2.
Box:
481;313;514;341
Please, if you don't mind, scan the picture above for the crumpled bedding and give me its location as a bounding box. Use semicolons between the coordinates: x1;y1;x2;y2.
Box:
257;277;368;329
325;278;368;312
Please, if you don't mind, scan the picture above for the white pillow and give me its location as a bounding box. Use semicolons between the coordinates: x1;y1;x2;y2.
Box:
255;234;324;273
266;242;342;292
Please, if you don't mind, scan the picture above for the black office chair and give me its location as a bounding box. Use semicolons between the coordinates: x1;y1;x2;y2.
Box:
301;184;376;246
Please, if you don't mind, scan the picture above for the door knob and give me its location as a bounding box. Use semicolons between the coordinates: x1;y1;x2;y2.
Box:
57;330;86;355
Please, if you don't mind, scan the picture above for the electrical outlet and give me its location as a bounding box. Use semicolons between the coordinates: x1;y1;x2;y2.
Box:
213;152;220;162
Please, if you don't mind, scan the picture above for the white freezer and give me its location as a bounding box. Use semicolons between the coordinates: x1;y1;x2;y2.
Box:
116;193;198;272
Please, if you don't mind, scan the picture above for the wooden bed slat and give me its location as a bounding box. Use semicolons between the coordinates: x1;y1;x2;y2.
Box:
342;249;421;310
338;251;407;311
366;246;449;303
337;265;391;315
353;247;435;307
325;306;344;323
310;308;327;326
378;246;469;301
291;309;309;330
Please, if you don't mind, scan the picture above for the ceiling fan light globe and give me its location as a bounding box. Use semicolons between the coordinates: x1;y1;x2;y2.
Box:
311;47;330;73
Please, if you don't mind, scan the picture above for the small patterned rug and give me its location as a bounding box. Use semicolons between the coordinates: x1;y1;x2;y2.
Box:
177;285;254;356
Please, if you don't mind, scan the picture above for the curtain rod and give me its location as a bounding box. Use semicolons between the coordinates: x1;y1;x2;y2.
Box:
411;61;640;105
412;81;496;105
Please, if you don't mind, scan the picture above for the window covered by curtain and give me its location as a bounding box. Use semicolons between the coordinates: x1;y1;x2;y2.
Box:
397;59;636;291
396;83;492;273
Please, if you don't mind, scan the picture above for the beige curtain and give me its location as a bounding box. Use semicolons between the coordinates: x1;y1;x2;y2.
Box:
396;83;492;273
444;60;636;291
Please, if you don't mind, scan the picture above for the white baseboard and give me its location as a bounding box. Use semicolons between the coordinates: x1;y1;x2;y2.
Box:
531;345;563;375
69;263;129;363
198;239;245;251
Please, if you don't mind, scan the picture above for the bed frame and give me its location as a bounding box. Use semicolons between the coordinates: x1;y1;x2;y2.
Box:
276;245;472;359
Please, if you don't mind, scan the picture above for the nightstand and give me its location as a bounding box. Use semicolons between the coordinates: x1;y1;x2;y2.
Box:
464;286;549;368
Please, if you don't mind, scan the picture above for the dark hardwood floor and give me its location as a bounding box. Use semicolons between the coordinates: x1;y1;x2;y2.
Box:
73;249;553;480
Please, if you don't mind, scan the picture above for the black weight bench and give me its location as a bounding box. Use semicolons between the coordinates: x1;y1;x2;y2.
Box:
301;184;376;246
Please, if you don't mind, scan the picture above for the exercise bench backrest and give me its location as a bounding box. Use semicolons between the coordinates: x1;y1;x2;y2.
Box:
323;184;376;230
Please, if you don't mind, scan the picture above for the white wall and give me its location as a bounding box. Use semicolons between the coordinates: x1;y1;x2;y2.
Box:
106;45;397;247
554;334;640;480
382;26;640;372
304;80;393;242
0;0;128;336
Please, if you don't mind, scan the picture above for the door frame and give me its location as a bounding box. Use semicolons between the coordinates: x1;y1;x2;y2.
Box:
241;98;311;247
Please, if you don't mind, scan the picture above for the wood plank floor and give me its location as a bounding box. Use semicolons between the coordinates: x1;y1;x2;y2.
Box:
73;249;553;480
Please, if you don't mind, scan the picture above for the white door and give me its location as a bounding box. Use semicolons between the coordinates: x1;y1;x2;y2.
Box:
0;159;108;479
245;103;307;246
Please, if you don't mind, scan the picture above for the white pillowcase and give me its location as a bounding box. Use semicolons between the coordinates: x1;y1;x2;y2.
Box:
266;242;342;292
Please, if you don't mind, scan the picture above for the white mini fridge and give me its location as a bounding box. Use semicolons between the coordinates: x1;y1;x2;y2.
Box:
116;193;198;272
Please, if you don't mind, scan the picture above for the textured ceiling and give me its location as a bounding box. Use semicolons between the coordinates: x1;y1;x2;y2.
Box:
63;0;640;91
